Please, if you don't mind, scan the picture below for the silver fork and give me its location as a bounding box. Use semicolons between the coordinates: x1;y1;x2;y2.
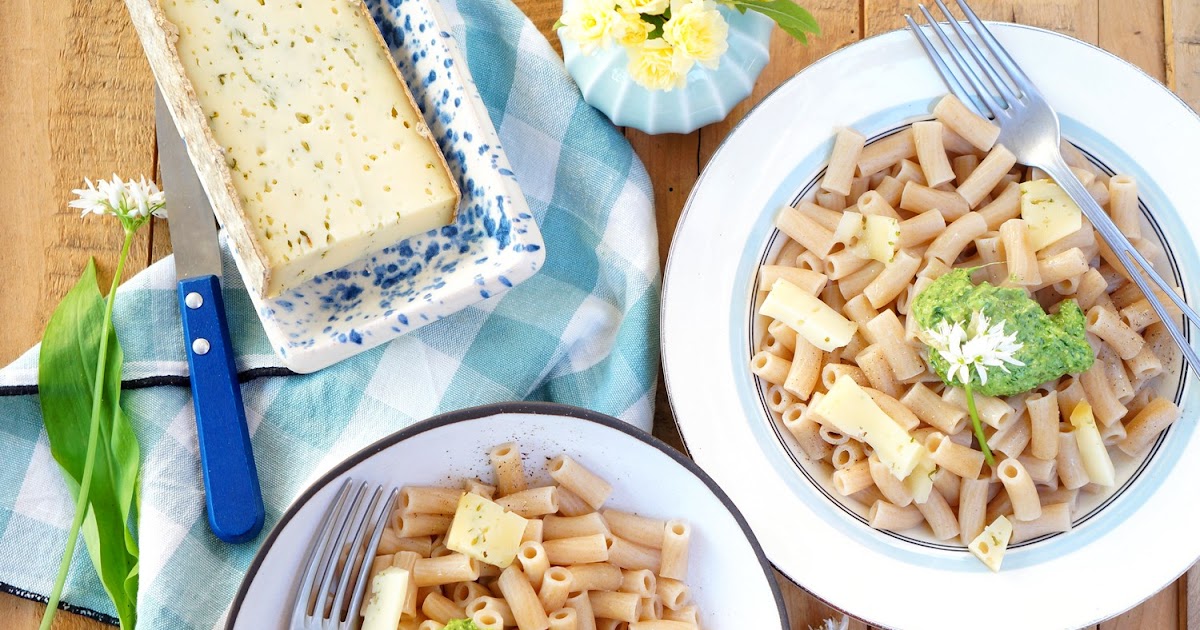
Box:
290;480;399;630
907;0;1200;377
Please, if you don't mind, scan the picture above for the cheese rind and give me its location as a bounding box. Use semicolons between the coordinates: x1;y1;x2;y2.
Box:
445;493;529;568
1020;179;1081;251
361;567;410;630
157;0;459;297
760;279;857;352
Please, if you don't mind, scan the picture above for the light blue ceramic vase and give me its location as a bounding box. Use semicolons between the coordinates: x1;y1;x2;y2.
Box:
559;4;774;135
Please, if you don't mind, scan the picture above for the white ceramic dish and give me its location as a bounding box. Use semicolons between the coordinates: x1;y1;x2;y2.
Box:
238;0;544;374
661;23;1200;630
225;403;788;629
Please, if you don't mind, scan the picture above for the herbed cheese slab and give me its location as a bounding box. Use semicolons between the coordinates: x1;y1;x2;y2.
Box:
125;0;460;298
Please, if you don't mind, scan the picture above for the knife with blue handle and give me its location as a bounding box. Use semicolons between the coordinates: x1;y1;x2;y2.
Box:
156;88;265;543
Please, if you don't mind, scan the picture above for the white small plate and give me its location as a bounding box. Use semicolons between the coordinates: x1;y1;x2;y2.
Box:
662;23;1200;630
225;403;788;629
238;0;544;373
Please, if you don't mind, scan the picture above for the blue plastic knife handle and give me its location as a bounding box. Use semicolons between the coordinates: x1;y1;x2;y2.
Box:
178;275;265;543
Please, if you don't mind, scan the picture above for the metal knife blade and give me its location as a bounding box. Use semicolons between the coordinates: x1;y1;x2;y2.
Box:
155;89;223;281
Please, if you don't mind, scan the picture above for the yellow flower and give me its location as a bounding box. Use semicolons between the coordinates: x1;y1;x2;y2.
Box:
560;0;621;54
662;0;729;69
618;0;671;15
611;7;654;47
627;39;693;91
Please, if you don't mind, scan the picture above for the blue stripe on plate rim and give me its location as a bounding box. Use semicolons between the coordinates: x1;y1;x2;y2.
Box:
725;100;1198;571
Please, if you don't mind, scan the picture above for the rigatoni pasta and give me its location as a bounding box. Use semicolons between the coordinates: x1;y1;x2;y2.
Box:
359;442;705;628
750;100;1180;569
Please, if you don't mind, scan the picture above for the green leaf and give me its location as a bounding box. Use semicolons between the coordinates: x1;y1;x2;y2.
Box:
726;0;820;44
38;258;140;629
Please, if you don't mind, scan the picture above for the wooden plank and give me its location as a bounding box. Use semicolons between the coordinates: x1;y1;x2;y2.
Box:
865;0;1098;41
1168;0;1200;108
779;570;871;630
1099;0;1166;81
698;0;863;166
1101;582;1179;630
1184;563;1200;630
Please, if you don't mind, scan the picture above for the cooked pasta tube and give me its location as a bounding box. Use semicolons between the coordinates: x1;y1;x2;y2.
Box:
421;592;465;624
868;500;924;531
629;622;694;630
958;144;1017;208
942;387;1013;429
1086;305;1145;360
868;455;914;507
832;459;874;496
539;566;573;613
565;593;598;630
785;413;832;461
658;521;690;581
463;478;496;501
396;513;454;538
414;553;481;587
1119;397;1181;456
1026;391;1060;460
566;562;623;592
857;127;916;178
655;578;690;611
899;209;947;249
619;569;657;597
913;121;955;187
543;534;609;566
776;205;836;257
1056;427;1090;490
449;582;491;607
934;94;1000;151
402;487;465;516
858;189;902;220
864;250;922;308
900;181;971;221
1079;362;1127;427
925;431;984;479
490;442;528;497
822;127;867;196
496;486;560;518
901;383;967;434
999;219;1041;286
749;351;791;385
472;609;505;630
925;213;987;266
1011;502;1072;543
548;456;612;510
548;608;579;630
517;541;550;590
866;310;925;380
784;337;823;400
990;416;1032;459
757;266;827;296
589;591;640;624
915;488;960;541
854;344;902;398
543;513;610;541
1108;175;1141;239
831;442;864;470
957;476;990;546
498;566;551;630
661;605;700;625
606;535;662;572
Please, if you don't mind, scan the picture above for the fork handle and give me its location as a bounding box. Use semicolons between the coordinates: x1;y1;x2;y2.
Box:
1041;158;1200;377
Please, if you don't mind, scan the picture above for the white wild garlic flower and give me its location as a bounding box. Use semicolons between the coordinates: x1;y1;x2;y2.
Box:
70;175;166;220
809;615;850;630
923;311;1024;386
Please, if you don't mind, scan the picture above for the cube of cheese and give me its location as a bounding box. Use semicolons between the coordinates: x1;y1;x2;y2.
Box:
158;0;460;297
361;566;410;630
809;375;929;480
760;279;857;352
445;493;528;568
861;214;900;263
1020;179;1081;251
969;516;1013;572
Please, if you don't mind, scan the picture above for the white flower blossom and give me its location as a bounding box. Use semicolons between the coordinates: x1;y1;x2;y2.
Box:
810;615;850;630
70;174;166;221
923;311;1024;386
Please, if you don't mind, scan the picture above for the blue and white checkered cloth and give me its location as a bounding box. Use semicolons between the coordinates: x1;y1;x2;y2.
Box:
0;0;659;626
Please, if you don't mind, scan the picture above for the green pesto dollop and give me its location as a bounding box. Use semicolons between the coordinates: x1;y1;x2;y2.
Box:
443;620;480;630
911;268;1094;396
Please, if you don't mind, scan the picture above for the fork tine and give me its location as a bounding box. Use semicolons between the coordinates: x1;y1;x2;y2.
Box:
933;0;1020;105
916;5;1006;120
904;14;975;107
344;487;399;627
314;482;369;620
292;480;353;624
330;485;386;625
954;0;1038;96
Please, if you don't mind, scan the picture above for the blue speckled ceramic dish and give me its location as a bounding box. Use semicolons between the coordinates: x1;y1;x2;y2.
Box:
231;0;544;373
559;3;772;135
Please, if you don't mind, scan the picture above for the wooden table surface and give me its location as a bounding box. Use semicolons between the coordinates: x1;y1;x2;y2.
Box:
1;0;1198;628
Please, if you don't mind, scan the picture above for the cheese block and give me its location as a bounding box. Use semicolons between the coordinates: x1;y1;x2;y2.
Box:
809;374;928;481
760;279;857;352
126;0;459;297
445;492;528;568
969;515;1013;572
361;567;411;630
1020;179;1081;251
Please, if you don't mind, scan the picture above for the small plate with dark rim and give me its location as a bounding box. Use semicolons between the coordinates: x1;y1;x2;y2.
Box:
225;402;788;629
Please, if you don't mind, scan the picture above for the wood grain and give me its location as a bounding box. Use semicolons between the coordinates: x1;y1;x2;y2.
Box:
0;0;1196;628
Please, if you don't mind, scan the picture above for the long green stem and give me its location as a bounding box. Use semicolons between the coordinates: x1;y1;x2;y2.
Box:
964;380;996;468
41;229;134;630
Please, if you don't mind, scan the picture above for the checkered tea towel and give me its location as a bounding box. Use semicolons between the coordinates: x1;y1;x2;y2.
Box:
0;0;659;626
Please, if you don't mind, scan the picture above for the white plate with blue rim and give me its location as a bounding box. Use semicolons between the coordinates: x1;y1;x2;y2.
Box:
224;403;789;629
661;22;1200;630
235;0;544;373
